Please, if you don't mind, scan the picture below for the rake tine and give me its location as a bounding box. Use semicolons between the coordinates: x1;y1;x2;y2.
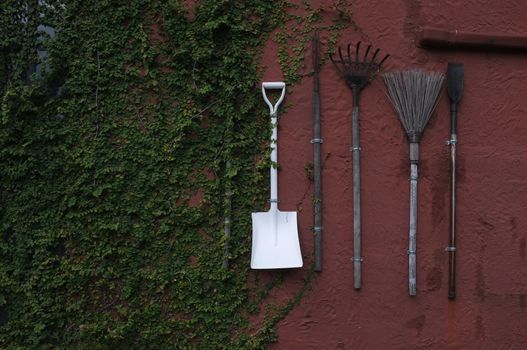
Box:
378;54;390;68
363;44;372;61
370;48;380;64
329;52;345;76
355;42;361;62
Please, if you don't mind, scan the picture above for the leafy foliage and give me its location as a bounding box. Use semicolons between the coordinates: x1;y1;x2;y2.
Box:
0;0;350;348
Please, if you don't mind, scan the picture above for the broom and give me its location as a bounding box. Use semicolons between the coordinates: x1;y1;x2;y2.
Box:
383;69;444;296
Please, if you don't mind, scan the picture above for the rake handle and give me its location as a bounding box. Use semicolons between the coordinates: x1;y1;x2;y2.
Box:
351;89;362;290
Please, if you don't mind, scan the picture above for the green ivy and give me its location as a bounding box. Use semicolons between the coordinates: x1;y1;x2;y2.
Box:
0;1;350;348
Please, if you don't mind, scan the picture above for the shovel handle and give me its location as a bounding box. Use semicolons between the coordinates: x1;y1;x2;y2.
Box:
262;82;286;210
262;82;286;116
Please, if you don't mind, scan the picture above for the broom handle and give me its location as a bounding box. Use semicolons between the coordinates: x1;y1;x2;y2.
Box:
352;88;362;289
409;142;419;296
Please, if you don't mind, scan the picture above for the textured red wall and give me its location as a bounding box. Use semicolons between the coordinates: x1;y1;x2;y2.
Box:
260;0;527;348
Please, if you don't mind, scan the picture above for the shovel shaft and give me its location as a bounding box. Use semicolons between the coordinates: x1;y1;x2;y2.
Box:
270;113;278;211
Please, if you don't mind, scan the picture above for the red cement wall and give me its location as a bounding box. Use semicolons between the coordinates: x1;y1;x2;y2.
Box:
259;1;527;348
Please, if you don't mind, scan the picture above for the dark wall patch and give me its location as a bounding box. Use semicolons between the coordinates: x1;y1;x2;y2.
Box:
426;266;443;291
406;314;426;333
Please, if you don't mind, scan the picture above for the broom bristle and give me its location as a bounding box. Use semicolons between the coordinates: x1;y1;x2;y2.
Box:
383;69;445;140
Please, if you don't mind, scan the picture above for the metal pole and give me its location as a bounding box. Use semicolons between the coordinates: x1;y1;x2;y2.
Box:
408;142;419;296
351;87;362;289
312;32;323;272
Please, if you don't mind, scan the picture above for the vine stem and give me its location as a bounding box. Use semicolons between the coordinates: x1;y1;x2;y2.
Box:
94;0;101;137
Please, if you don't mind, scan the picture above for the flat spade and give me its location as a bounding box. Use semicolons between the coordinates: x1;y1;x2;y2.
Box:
251;82;303;269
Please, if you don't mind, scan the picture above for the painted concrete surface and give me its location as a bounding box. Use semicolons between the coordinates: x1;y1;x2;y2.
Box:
260;1;527;348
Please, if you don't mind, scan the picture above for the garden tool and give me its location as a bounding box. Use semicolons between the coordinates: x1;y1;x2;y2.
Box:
251;82;303;269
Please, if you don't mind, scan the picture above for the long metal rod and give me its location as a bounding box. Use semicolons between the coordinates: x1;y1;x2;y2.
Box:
448;98;459;299
352;88;362;289
408;142;419;296
312;32;323;272
448;134;457;298
446;62;463;300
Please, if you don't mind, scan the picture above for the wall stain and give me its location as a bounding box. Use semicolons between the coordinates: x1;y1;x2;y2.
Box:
426;266;443;291
475;263;486;302
404;0;421;35
456;153;466;183
476;315;485;340
478;217;495;231
520;294;526;311
431;157;448;227
406;314;426;333
520;237;526;260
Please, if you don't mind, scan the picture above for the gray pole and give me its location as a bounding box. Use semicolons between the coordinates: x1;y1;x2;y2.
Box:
352;89;362;289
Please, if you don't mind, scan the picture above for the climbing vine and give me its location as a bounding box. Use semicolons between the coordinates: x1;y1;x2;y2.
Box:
0;0;351;348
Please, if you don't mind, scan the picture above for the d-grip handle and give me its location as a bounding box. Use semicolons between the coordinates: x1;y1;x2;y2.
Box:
262;82;285;89
262;82;286;116
262;82;286;211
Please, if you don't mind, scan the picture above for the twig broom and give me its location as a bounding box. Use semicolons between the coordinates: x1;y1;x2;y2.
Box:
383;69;444;296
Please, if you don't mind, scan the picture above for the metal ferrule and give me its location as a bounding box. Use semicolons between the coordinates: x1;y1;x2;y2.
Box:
409;143;419;164
408;133;421;144
446;134;458;145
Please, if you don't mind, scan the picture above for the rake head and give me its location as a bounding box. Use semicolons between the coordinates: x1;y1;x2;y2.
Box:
330;42;389;91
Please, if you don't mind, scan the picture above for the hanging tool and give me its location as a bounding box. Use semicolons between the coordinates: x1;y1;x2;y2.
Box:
446;63;464;299
330;42;389;289
251;82;303;269
312;32;323;272
383;69;444;296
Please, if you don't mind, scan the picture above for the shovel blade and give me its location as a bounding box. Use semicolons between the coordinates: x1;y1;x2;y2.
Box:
251;210;303;269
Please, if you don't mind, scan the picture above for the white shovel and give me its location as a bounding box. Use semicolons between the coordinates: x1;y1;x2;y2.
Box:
251;82;303;269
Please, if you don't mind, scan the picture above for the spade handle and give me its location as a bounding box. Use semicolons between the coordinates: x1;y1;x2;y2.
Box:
262;82;286;211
